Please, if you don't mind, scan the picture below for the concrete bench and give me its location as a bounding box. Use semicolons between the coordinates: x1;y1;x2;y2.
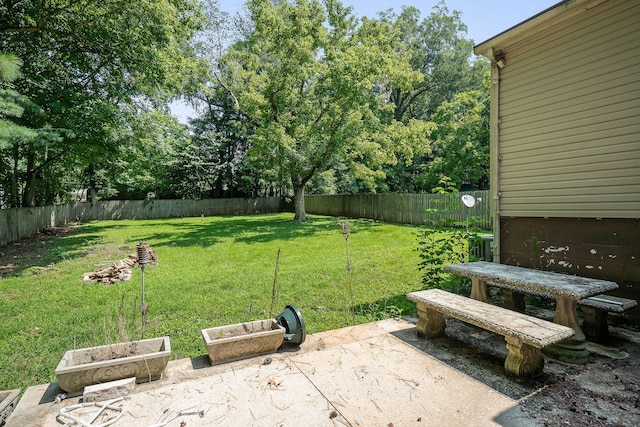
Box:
578;295;637;341
487;281;637;342
407;289;575;378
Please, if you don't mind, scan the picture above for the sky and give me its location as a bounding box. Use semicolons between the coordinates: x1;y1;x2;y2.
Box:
172;0;561;121
219;0;562;44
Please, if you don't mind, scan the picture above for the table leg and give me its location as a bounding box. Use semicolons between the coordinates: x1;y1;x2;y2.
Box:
552;296;586;341
501;289;526;312
543;296;589;364
470;277;488;303
580;305;609;342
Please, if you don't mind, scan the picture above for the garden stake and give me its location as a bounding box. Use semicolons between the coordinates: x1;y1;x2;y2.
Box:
269;248;281;320
137;242;150;339
338;221;355;324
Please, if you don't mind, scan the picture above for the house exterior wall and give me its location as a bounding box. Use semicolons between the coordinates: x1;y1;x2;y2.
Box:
501;217;640;325
475;0;639;324
497;0;639;218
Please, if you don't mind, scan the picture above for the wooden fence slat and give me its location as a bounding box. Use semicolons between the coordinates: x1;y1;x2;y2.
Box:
0;197;285;246
0;192;491;246
304;191;492;230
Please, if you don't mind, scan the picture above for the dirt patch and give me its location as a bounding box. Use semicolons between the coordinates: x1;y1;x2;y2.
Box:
0;225;79;278
397;315;640;426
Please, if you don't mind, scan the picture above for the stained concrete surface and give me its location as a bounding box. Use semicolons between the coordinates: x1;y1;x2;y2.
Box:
8;318;528;426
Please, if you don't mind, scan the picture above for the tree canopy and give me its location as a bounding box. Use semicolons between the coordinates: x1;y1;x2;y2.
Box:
0;0;205;206
0;0;490;211
217;0;431;220
378;2;489;192
422;72;490;190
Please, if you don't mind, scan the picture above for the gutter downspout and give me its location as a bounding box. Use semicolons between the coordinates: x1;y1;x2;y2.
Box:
484;48;501;263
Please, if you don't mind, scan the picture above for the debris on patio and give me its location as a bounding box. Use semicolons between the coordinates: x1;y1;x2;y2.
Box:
82;244;157;285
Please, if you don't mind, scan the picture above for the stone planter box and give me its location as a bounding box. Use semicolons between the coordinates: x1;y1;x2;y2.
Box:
202;319;285;365
0;389;19;427
55;336;171;393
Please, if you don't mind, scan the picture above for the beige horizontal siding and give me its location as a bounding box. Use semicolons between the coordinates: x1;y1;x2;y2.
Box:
496;0;640;218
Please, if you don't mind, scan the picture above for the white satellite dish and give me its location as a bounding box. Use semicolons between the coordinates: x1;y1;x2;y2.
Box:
461;194;476;208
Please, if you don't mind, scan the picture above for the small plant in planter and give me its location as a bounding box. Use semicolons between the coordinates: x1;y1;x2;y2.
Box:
201;250;306;365
56;299;170;394
201;319;285;365
201;306;306;365
55;336;171;393
56;245;167;393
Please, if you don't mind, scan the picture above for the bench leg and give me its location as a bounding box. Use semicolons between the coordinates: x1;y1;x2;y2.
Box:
501;289;526;313
504;336;544;378
581;306;609;342
415;302;445;338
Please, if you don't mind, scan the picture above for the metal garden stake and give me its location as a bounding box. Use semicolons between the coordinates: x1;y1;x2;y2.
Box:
137;242;149;338
338;221;355;324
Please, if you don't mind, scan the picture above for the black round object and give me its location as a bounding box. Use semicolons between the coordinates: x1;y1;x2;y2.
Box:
276;305;306;345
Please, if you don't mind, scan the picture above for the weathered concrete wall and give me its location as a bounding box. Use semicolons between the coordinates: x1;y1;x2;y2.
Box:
500;217;640;326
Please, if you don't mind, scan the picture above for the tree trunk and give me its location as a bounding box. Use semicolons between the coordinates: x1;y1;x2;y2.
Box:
11;142;20;207
86;164;97;203
22;147;37;207
293;184;307;221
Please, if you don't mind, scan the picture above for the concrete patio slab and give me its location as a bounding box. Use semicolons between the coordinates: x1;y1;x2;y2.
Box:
7;318;525;426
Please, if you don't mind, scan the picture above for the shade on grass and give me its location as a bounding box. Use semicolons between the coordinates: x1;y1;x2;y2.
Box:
0;213;423;390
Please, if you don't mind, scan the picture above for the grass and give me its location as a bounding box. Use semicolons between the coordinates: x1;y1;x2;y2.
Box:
0;213;424;391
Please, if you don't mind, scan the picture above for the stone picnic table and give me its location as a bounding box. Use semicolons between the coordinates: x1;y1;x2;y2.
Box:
443;261;619;363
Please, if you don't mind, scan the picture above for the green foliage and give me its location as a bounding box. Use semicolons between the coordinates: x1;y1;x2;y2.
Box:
91;111;192;200
416;183;482;292
218;0;428;219
1;0;493;206
0;53;37;150
382;2;485;122
180;81;264;198
417;227;470;291
0;214;423;390
378;3;490;193
0;0;206;206
420;72;490;190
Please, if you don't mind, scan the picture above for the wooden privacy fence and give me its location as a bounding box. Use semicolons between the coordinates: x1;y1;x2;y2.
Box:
0;197;285;247
0;192;491;247
304;191;492;230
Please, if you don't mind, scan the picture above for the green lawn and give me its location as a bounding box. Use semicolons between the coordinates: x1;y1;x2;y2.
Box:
0;213;424;391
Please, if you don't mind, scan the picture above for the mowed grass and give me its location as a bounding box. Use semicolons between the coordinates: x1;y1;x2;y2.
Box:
0;213;424;391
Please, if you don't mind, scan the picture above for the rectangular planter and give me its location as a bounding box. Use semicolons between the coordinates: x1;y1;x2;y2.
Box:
202;319;285;365
0;389;19;427
55;336;171;393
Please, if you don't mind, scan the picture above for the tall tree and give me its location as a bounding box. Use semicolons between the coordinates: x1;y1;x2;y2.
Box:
379;3;489;193
383;2;487;123
0;53;32;144
0;0;205;206
0;52;67;206
217;0;428;220
420;72;490;190
88;110;191;200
